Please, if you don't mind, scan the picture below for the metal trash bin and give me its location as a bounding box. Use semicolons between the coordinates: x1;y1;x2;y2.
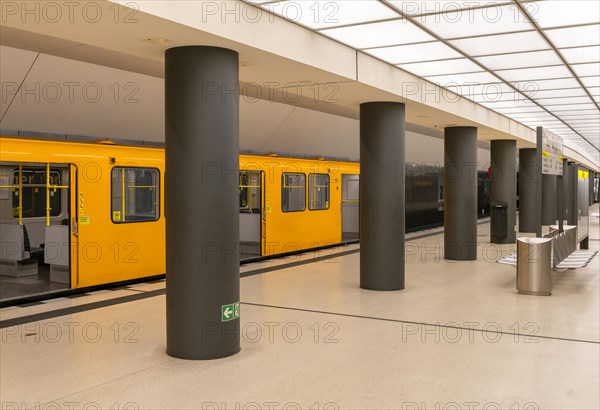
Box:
516;237;553;296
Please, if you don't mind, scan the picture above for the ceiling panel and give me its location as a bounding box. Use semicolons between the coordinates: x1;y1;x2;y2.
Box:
387;0;513;16
399;58;483;77
505;113;557;121
475;50;561;70
542;103;598;112
426;71;501;86
587;86;600;96
550;109;599;115
581;76;600;88
530;88;589;99
250;0;600;155
572;62;600;77
537;96;596;105
451;82;529;102
497;65;572;82
493;107;547;114
571;119;600;124
532;1;600;28
531;121;572;126
516;77;581;91
479;100;541;109
559;46;600;64
449;31;549;55
321;19;433;49
418;5;533;39
366;41;463;64
263;0;399;29
544;24;600;48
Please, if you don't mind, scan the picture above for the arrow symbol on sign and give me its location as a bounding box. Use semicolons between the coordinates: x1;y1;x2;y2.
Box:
223;307;233;319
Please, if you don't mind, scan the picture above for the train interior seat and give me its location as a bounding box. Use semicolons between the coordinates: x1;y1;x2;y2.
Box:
0;223;38;277
22;223;45;260
44;225;70;284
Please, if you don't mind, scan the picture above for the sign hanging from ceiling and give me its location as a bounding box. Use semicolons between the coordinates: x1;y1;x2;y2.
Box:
540;128;563;176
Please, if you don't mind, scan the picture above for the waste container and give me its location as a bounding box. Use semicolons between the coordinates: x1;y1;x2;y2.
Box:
516;237;553;296
491;202;508;243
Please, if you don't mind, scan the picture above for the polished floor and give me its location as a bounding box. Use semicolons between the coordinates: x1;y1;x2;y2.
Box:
1;206;599;410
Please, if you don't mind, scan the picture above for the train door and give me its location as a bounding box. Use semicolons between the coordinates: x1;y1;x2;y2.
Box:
0;162;72;302
239;170;263;260
69;164;79;288
341;174;360;241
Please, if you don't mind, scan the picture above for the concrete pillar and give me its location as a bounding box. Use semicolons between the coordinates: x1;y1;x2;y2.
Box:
518;148;538;233
490;140;517;243
444;126;477;261
542;175;557;225
165;46;240;360
359;102;405;291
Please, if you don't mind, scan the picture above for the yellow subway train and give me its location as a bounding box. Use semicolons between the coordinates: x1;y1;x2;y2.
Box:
0;135;360;302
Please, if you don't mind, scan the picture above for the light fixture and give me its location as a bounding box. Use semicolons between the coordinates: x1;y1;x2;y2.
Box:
141;37;172;45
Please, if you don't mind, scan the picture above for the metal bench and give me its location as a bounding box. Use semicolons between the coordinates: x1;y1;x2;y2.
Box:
497;225;597;296
549;225;597;269
498;226;597;269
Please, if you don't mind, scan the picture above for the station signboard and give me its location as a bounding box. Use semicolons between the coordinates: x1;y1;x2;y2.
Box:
540;129;563;176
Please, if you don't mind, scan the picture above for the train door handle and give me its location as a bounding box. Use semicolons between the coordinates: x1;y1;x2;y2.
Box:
72;217;79;237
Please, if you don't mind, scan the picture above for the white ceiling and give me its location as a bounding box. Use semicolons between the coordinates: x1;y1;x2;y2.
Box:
1;45;494;166
0;0;597;169
0;45;354;156
248;0;600;162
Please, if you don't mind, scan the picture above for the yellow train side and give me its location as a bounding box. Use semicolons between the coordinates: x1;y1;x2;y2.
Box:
240;155;359;256
0;137;165;288
0;136;359;291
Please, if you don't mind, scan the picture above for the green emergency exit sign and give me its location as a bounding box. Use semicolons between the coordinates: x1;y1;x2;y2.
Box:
221;302;240;322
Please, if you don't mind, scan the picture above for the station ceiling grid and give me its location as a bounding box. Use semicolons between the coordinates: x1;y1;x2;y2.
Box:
246;0;600;164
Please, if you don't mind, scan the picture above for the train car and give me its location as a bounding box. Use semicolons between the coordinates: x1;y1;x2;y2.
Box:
0;135;490;303
0;136;361;302
237;154;360;258
0;137;166;302
404;164;490;231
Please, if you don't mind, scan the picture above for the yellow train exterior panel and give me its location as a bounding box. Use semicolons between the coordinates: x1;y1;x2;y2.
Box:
0;136;359;291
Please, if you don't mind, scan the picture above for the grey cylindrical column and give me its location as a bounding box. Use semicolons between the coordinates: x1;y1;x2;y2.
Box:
444;126;478;260
542;174;557;225
359;102;405;291
567;163;578;225
165;46;240;359
490;140;517;243
519;148;538;233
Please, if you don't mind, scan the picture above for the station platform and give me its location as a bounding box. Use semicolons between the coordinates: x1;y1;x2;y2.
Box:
1;207;599;410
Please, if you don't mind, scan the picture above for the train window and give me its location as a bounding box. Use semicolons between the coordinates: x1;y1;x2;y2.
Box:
281;173;305;212
308;174;330;211
111;167;160;223
12;169;62;218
